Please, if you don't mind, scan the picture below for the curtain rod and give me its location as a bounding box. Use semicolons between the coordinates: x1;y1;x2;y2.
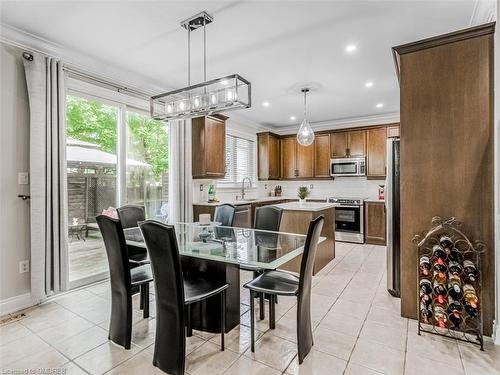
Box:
63;65;155;101
1;38;156;101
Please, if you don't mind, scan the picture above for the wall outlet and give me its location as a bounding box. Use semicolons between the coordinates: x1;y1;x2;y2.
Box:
199;184;204;191
18;172;29;185
19;260;29;273
309;184;314;190
264;184;268;189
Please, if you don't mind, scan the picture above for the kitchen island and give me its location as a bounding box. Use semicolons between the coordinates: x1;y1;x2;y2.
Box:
272;201;335;275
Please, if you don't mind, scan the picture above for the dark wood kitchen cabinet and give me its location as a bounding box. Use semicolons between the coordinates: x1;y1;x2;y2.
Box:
192;115;227;179
280;136;314;179
257;132;280;180
364;201;386;245
314;134;331;177
280;136;297;179
366;127;387;179
330;130;366;158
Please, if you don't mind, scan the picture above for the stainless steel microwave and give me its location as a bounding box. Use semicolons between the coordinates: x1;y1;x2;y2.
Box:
330;157;366;177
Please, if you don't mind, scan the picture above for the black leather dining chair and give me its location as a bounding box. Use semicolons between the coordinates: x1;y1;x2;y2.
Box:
244;215;324;364
245;206;283;321
117;205;149;267
214;204;236;226
96;215;153;349
139;220;229;375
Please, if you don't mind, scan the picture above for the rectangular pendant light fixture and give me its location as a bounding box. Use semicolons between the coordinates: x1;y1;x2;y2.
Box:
150;74;251;121
150;12;251;121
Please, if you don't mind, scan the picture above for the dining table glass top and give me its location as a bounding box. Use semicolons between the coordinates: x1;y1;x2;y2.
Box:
124;222;316;270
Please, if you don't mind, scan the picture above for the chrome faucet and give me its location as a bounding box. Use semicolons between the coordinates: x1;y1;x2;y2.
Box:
241;177;252;200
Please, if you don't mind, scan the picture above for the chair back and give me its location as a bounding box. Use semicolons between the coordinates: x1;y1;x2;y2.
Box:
298;215;324;295
117;205;145;229
96;215;133;347
254;206;283;231
296;215;324;363
214;204;236;226
139;220;186;375
96;215;132;291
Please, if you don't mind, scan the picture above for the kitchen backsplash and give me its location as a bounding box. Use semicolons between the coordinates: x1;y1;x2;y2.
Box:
193;178;385;203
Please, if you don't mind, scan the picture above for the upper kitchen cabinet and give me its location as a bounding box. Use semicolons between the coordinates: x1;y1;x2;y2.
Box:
281;136;297;179
280;136;314;179
296;141;314;178
386;124;400;138
366;127;387;179
192;115;227;179
314;134;331;178
257;132;280;180
330;130;366;157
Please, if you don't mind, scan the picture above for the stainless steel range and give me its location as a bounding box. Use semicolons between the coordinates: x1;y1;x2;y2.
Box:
327;197;364;244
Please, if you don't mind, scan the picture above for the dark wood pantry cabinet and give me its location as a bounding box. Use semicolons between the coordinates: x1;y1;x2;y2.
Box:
364;201;386;245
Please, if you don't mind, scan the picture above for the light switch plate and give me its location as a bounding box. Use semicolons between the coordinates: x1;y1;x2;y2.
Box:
18;172;29;185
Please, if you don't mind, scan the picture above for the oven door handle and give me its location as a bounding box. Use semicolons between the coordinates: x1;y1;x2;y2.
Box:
333;205;361;209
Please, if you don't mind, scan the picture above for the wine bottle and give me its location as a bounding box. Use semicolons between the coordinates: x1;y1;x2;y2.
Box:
420;302;433;324
433;269;447;284
448;249;464;264
432;245;447;260
464;302;479;318
448;274;463;300
419;256;431;276
463;284;479;307
448;261;463;276
439;235;454;254
433;280;447;296
433;257;447;273
420;279;432;295
420;292;431;306
463;260;478;282
434;293;448;306
448;309;462;329
434;306;448;328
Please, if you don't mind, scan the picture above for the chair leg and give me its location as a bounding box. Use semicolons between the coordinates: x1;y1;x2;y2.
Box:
143;283;149;319
249;290;255;352
221;290;226;351
269;295;276;330
186;304;192;337
139;285;144;310
259;293;265;320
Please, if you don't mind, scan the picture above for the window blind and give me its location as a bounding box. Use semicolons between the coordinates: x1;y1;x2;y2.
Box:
219;134;255;187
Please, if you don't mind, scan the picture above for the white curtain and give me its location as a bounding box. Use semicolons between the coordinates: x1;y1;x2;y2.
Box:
23;52;68;302
168;119;193;223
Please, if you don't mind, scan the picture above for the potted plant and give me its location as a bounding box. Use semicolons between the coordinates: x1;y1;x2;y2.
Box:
297;186;310;206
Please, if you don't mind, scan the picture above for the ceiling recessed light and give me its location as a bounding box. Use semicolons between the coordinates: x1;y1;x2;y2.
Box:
365;81;374;88
376;103;384;108
345;44;357;53
262;101;270;107
290;115;296;121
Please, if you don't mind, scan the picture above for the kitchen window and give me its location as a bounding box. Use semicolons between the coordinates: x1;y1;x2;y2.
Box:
218;134;255;188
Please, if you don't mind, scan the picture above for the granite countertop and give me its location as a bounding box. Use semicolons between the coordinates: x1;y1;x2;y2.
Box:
193;197;294;207
364;198;385;203
272;202;337;212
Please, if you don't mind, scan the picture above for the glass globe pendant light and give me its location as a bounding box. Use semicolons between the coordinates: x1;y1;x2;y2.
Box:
297;88;315;146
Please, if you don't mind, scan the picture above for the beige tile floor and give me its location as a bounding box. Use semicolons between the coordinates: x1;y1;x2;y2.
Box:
1;242;499;374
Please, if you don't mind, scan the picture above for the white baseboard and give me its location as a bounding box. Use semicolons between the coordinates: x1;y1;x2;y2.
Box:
495;322;500;346
0;293;35;316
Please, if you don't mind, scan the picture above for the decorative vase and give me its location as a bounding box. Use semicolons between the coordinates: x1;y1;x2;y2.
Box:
299;198;306;206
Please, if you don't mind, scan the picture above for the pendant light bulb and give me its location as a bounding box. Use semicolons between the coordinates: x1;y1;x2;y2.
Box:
297;88;315;146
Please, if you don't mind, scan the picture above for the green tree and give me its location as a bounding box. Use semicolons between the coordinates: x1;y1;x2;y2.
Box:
66;96;168;181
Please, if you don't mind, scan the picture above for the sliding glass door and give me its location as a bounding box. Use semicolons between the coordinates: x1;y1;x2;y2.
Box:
126;111;169;221
63;90;169;289
65;95;119;287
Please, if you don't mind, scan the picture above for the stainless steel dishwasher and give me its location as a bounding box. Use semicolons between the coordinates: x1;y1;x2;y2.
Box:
233;204;252;228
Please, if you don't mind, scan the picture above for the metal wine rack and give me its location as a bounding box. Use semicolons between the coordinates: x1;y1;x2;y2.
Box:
413;216;485;350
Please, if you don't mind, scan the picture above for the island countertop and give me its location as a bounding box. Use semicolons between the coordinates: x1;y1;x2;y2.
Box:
272;202;336;212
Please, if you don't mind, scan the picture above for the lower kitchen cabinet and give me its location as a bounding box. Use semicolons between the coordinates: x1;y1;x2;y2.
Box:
364;201;386;245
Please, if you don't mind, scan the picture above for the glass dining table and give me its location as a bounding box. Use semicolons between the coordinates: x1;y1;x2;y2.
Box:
123;223;319;333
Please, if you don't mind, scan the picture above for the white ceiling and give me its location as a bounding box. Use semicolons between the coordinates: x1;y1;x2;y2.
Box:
0;1;482;128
